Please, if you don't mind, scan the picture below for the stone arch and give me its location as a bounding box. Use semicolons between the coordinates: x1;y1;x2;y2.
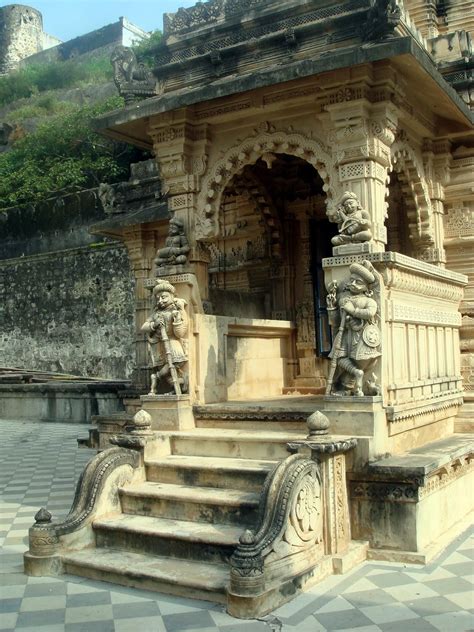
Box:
196;125;334;240
232;170;283;259
390;141;434;249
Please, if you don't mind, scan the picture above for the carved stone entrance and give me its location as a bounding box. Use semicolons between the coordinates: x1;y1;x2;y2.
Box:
24;0;474;620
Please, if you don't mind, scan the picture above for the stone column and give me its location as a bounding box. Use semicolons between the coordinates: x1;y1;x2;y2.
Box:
443;145;474;431
123;226;155;391
323;100;397;254
148;114;210;303
420;139;451;266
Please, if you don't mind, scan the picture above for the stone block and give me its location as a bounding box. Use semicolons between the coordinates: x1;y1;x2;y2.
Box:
141;395;194;430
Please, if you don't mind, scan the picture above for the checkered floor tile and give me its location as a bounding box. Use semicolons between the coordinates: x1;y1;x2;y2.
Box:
0;419;473;631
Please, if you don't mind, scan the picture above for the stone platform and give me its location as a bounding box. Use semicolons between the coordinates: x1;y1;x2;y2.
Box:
4;420;474;631
0;381;127;423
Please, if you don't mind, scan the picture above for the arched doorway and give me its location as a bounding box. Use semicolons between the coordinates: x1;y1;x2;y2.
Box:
206;153;336;393
386;171;415;257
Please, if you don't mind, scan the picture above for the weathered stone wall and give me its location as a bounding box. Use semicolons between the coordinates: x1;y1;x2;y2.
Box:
0;4;44;74
20;16;149;67
0;191;135;380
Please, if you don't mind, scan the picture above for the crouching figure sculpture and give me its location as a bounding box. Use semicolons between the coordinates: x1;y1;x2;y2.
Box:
141;280;189;396
326;260;381;396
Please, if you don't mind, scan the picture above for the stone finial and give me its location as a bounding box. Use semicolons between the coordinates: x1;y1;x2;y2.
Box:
132;409;152;431
306;411;330;438
239;529;256;545
34;508;52;524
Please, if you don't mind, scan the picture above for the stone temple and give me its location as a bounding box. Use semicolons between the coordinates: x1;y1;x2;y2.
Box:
24;0;473;619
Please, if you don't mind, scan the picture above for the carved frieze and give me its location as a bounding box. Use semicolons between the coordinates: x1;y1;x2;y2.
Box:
382;267;465;302
444;207;474;238
350;452;473;503
164;0;224;34
386;301;462;327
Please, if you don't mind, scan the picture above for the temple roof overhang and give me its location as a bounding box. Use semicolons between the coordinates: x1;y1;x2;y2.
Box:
96;35;473;149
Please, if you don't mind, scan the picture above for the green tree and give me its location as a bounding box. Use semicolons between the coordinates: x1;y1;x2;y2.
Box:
133;30;162;67
0;97;141;210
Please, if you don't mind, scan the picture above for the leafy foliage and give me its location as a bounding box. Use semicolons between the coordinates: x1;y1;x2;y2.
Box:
0;56;113;107
133;30;163;67
0;97;142;210
4;96;76;122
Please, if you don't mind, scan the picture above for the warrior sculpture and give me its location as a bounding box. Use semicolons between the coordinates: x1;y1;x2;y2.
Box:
141;280;188;396
326;260;381;396
154;216;190;272
329;191;372;247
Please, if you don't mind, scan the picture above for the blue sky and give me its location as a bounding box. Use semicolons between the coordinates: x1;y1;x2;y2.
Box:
0;1;198;41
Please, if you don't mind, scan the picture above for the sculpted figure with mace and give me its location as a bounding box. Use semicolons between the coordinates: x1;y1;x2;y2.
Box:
326;260;381;396
141;280;189;396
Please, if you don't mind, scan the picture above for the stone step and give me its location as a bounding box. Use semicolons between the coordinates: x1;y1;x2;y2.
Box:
119;481;260;526
193;403;313;432
62;548;228;603
195;418;308;432
145;454;276;491
94;514;241;564
166;428;306;460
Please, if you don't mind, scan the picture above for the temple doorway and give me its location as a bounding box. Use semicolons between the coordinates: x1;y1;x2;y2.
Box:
206;153;336;394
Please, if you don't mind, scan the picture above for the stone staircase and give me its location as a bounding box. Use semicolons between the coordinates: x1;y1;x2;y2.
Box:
61;425;307;602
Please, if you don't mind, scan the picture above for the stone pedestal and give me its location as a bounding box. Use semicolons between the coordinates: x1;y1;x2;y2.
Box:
140;394;194;430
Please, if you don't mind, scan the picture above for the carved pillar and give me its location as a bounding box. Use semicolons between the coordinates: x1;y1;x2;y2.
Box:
443;145;474;430
270;213;296;320
148;114;210;302
322;100;398;253
421;139;451;266
123;227;155;390
294;214;318;382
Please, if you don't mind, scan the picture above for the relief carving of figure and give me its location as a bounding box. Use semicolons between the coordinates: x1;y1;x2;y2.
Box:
154;217;190;272
141;280;188;396
329;192;372;247
110;45;158;103
326;260;381;396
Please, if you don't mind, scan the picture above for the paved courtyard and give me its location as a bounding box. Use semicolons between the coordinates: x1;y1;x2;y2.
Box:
0;419;473;632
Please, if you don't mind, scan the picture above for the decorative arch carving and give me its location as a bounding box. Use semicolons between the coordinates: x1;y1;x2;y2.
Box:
390;141;434;250
232;170;283;259
196;124;334;240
